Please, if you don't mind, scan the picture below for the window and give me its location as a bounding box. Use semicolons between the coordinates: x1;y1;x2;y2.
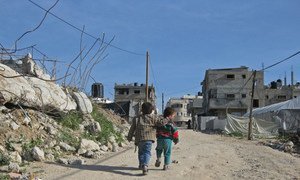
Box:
277;95;286;100
242;94;246;98
117;89;129;95
227;74;235;79
134;90;140;94
242;74;246;79
226;94;235;99
253;99;259;108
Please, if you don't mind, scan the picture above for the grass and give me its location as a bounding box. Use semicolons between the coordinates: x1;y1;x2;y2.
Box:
57;111;83;130
0;174;9;180
227;131;245;139
22;137;43;152
58;129;80;148
0;152;10;166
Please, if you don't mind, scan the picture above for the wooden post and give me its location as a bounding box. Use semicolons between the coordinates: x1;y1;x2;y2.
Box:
248;70;256;140
162;93;164;113
145;51;149;102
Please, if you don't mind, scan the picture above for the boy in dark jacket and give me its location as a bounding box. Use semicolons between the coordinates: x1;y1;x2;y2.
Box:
155;107;179;170
127;102;158;175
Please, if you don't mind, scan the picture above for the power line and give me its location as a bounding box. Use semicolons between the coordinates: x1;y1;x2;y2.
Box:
28;0;144;56
261;50;300;71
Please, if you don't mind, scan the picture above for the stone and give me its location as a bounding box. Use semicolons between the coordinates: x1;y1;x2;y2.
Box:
106;142;113;151
8;172;22;179
0;145;5;152
31;147;45;161
45;153;55;161
84;150;94;158
8;162;20;173
0;165;9;172
100;145;108;152
118;142;126;147
68;158;85;165
10;121;20;130
92;151;103;159
112;143;119;152
79;139;100;152
48;140;56;148
58;158;68;165
108;135;116;144
72;92;93;113
59;142;76;152
54;146;60;151
9;151;22;164
23;116;31;126
11;144;22;153
46;125;57;135
86;121;101;134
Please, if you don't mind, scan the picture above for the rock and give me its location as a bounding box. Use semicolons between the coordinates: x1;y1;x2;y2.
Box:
112;143;119;152
9;151;22;164
11;143;22;153
46;125;57;135
59;142;76;152
100;145;109;152
10;121;20;130
0;63;77;112
77;148;87;155
284;141;294;152
118;142;126;147
92;151;103;159
0;165;9;172
8;172;22;179
48;140;56;148
58;158;68;165
72;92;93;113
8;162;20;173
79;139;100;152
84;150;94;158
45;153;55;161
86;121;101;134
108;135;116;144
0;145;5;152
54;146;60;151
31;147;45;161
106;142;113;151
23;116;31;126
68;158;85;165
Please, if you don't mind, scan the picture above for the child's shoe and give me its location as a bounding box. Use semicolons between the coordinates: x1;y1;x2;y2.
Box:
142;165;148;175
155;159;161;167
163;165;169;170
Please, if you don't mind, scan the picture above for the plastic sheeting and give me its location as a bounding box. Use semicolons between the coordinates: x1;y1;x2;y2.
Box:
225;113;279;137
243;97;300;132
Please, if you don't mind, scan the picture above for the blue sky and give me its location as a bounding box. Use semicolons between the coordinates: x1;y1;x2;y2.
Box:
1;0;300;111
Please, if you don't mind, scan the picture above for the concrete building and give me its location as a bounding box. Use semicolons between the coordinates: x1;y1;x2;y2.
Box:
202;66;265;119
112;83;156;122
167;94;199;126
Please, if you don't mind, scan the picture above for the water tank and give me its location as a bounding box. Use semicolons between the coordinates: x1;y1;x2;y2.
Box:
91;83;104;98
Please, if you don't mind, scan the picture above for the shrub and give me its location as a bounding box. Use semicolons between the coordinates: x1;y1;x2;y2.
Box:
58;111;83;130
0;152;10;166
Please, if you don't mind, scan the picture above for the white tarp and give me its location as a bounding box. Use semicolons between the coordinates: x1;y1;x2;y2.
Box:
225;113;279;137
243;97;300;132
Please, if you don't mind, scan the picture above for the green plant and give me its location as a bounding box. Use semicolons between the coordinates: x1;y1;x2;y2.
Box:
0;152;10;166
0;173;10;180
58;111;83;130
58;129;80;148
91;108;114;144
22;137;43;152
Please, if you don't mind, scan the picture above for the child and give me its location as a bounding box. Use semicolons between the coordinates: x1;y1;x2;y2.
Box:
155;107;179;170
127;102;158;175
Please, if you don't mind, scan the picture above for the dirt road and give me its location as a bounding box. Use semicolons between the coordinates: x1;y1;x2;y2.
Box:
33;129;300;180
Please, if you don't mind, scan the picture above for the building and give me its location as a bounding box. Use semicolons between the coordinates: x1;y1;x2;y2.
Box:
113;83;156;122
167;94;199;126
202;66;265;119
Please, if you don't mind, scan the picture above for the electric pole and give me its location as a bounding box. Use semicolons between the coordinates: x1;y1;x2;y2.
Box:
162;93;164;113
248;70;256;140
145;51;149;102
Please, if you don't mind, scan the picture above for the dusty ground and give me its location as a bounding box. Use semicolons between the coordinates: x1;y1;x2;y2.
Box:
29;129;300;180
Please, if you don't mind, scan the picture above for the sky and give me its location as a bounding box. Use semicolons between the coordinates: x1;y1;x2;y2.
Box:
1;0;300;111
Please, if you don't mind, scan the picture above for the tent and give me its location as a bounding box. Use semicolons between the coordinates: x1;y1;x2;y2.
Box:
243;97;300;132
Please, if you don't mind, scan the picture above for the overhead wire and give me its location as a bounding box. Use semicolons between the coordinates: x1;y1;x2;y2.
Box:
27;0;144;56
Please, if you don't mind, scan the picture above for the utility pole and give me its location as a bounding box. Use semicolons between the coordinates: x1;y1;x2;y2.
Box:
248;70;257;140
162;93;164;113
145;51;149;102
